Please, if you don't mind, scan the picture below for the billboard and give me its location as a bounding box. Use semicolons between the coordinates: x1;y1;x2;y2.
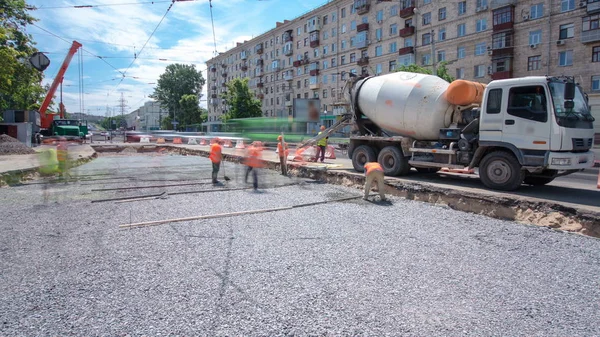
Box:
293;98;320;122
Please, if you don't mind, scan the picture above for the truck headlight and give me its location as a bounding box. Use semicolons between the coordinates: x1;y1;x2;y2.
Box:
551;158;572;166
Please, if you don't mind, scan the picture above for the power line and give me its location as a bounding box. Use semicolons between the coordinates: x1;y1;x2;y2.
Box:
27;1;173;10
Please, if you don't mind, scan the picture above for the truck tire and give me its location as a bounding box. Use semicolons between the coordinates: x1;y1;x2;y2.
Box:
523;176;555;186
479;151;524;191
378;146;410;176
352;145;376;172
416;167;440;174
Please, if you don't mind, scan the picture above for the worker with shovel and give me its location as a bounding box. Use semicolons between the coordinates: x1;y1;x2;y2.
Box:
363;162;387;201
209;137;223;184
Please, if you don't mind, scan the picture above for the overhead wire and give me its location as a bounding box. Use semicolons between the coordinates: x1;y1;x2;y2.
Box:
26;1;173;10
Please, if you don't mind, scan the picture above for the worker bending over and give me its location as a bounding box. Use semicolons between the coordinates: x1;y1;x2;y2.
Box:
277;135;289;175
363;162;386;201
209;138;222;184
245;141;263;190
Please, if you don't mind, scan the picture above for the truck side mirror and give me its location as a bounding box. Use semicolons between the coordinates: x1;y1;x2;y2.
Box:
564;82;575;100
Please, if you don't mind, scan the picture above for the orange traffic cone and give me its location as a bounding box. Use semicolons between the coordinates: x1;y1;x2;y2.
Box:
173;137;182;144
223;139;233;148
200;138;207;145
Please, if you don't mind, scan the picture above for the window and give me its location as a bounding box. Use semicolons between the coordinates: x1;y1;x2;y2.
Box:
594;46;600;62
493;59;509;72
486;89;502;114
457;46;466;59
422;33;432;45
331;43;336;52
476;19;487;32
493;6;512;26
399;54;414;66
350;53;356;62
323;60;329;69
304;38;308;47
342;24;347;33
314;48;319;58
341;55;346;65
323;31;329;40
530;3;543;19
341;7;346;18
592;76;600;91
332;28;337;37
389;42;397;53
377;10;383;22
323;46;328;55
423;12;431;25
331;12;336;22
437;50;446;62
304;79;308;87
323;89;328;98
583;14;600;32
458;1;466;15
422;53;431;65
390;23;398;36
341;40;347;50
438;28;446;41
376;28;382;41
528;55;541;70
456;68;465;79
439;7;446;21
424;0;431;4
390;5;399;16
476;0;488;8
507;86;548;122
331;57;337;67
559;23;574;39
323;15;328;25
351;20;356;31
474;65;485;78
389;60;396;72
404;37;413;47
529;30;542;45
559;50;573;66
561;0;574;12
475;42;486;56
457;23;466;37
362;16;368;24
297;27;302;36
375;45;383;56
492;32;513;49
376;64;382;75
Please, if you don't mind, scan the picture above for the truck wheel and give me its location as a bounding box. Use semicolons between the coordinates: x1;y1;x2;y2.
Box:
523;176;555;186
479;151;524;191
378;146;409;176
352;145;376;172
416;167;440;174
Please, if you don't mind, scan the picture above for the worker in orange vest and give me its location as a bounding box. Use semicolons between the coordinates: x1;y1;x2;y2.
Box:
56;137;70;181
209;137;223;184
277;135;289;175
244;141;263;190
363;162;386;201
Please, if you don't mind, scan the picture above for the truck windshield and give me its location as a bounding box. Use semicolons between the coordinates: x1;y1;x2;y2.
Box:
548;82;591;118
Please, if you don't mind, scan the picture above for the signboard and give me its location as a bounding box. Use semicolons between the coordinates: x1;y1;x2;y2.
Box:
29;52;50;72
293;98;320;122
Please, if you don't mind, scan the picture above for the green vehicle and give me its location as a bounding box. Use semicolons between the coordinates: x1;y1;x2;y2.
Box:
41;119;88;142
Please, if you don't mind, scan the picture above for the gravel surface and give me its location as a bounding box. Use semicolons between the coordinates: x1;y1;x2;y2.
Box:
0;134;35;155
1;154;599;336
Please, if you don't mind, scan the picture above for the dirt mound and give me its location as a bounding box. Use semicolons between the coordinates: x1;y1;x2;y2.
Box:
0;135;35;155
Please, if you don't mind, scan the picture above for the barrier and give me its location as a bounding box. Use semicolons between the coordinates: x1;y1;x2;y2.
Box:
173;137;183;144
140;137;150;143
200;138;207;145
293;145;336;162
223;139;233;148
156;138;166;144
235;140;245;149
188;138;198;145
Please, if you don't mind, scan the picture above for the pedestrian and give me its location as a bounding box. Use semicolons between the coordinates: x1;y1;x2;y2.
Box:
314;125;328;163
363;162;386;201
245;141;263;190
56;137;70;181
277;135;289;175
209;137;222;184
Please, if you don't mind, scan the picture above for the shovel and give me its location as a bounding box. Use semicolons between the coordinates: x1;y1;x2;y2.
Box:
222;160;231;181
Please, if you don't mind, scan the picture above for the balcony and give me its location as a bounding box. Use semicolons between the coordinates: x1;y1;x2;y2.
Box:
211;94;218;98
257;82;264;88
398;46;415;55
221;72;227;77
491;70;512;80
399;26;415;37
310;39;320;48
285;100;293;107
257;59;264;66
240;52;247;60
355;39;369;49
293;60;302;67
492;46;514;56
257;93;264;99
490;0;517;10
284;73;294;81
310;69;320;76
241;65;248;71
310;83;320;90
493;21;513;32
283;46;293;56
211;86;217;91
356;4;370;15
399;6;415;18
283;30;293;42
582;30;600;44
210;66;216;72
357;23;369;32
221;83;227;87
221;64;227;69
357;56;369;66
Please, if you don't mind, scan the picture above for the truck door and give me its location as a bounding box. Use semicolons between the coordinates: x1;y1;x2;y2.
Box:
502;85;551;151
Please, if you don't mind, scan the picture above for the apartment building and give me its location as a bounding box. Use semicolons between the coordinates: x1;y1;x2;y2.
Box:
127;101;164;131
206;0;600;133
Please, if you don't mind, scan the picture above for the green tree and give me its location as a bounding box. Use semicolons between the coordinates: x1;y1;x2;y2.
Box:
395;62;455;83
150;63;206;129
178;94;207;130
221;78;262;122
100;115;126;130
0;0;46;111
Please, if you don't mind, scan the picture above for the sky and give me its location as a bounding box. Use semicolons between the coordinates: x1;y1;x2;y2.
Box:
26;0;329;117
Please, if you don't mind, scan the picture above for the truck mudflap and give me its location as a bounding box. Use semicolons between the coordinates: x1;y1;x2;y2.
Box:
547;151;594;170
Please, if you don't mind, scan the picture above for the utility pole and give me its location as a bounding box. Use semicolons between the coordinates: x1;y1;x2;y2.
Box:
431;29;437;77
118;92;128;142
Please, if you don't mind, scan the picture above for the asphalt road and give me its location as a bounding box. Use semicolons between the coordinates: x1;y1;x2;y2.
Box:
1;154;599;336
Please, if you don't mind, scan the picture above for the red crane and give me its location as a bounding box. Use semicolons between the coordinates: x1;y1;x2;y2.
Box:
38;40;82;129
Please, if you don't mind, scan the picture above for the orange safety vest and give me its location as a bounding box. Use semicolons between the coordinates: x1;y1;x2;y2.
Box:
246;147;263;168
209;143;222;163
364;162;383;175
277;142;289;157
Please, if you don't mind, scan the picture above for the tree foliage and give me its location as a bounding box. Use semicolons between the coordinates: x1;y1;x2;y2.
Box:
150;63;205;129
395;62;455;83
221;78;262;122
0;0;46;111
100;115;126;130
178;94;208;130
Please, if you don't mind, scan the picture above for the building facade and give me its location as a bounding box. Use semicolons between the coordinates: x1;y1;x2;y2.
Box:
206;0;600;134
128;101;164;131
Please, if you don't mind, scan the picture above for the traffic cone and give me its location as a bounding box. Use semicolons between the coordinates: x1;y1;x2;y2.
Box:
188;138;198;145
223;139;233;148
325;145;336;159
200;138;207;145
173;137;183;144
235;139;245;149
156;137;166;144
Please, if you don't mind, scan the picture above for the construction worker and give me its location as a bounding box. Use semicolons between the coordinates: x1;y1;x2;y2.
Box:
244;141;263;190
38;147;59;203
56;137;70;181
277;135;289;175
363;162;387;201
314;125;328;163
209;137;222;184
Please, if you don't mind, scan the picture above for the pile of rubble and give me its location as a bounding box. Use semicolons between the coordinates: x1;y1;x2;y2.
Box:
0;135;35;155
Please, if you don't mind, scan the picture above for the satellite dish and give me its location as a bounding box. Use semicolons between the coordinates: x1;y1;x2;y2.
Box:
29;52;51;72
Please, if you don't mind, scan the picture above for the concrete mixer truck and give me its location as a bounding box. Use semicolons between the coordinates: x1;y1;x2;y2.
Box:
341;72;595;191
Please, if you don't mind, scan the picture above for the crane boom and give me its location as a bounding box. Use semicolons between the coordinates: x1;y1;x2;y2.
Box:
39;40;82;127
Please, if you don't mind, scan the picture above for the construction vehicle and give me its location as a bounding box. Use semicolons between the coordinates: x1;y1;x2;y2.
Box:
37;41;88;143
302;72;595;191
